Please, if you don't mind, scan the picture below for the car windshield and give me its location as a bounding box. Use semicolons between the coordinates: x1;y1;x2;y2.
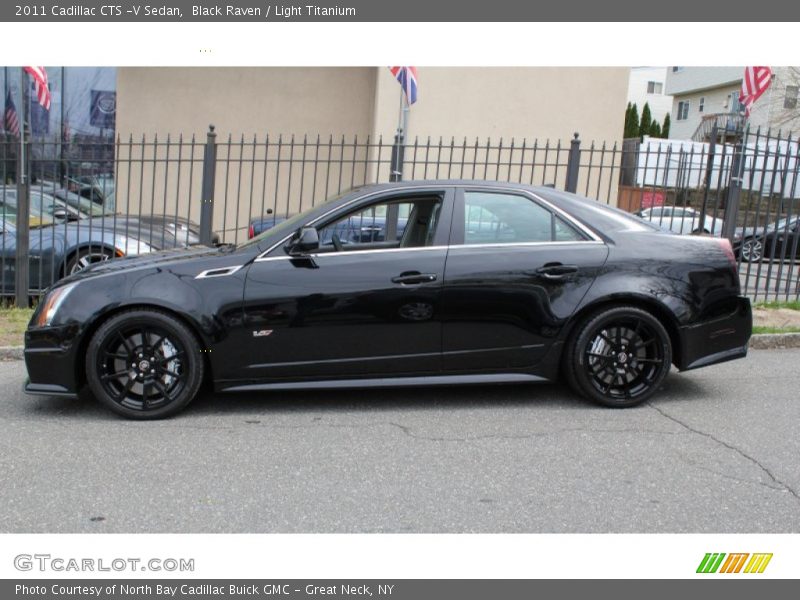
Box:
0;195;56;228
236;188;359;250
773;216;799;231
56;190;114;217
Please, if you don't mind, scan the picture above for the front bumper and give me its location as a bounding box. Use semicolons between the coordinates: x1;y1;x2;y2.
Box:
677;296;752;371
23;324;82;398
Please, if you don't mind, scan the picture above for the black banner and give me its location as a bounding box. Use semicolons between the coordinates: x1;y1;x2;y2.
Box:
3;1;799;22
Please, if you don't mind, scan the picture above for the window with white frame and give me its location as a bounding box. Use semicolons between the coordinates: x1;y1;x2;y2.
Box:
647;81;663;95
677;101;690;121
699;97;705;113
785;86;798;110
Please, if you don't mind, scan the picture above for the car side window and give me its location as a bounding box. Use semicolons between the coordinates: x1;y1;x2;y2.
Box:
463;191;586;245
317;196;443;252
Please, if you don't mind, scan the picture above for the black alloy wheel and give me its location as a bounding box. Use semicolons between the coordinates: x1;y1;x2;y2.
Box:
564;306;672;408
87;309;204;419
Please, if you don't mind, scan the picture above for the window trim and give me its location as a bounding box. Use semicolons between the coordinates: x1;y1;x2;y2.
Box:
255;184;603;262
647;81;663;95
785;85;798;110
256;187;454;260
677;101;690;121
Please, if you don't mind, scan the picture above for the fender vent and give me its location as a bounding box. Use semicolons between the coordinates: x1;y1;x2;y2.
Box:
195;265;242;279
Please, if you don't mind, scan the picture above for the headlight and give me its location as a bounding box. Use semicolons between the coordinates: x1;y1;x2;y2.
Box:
36;282;78;327
115;235;153;256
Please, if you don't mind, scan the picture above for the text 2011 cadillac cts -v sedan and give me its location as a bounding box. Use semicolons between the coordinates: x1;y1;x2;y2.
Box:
23;181;752;419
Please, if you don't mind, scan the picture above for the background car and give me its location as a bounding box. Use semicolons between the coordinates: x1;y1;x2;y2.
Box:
734;216;800;262
0;209;153;295
636;206;723;235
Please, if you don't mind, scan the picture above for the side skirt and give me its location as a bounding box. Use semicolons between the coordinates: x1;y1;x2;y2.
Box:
219;373;549;393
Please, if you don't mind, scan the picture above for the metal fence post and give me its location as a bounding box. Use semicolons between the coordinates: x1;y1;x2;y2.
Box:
698;124;718;234
199;124;217;246
389;131;405;182
14;121;30;307
722;134;746;242
564;132;581;193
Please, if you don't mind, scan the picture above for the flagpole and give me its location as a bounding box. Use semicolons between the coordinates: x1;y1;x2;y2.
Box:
766;72;775;131
19;68;26;185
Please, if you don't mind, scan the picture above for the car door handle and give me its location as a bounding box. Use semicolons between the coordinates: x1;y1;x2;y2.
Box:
535;263;579;280
391;271;438;285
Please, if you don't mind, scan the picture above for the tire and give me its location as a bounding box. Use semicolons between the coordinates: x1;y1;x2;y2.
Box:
692;228;710;235
86;309;204;419
563;306;672;408
65;246;115;275
740;238;763;263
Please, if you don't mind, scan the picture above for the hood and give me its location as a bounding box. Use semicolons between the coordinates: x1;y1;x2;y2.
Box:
58;245;223;285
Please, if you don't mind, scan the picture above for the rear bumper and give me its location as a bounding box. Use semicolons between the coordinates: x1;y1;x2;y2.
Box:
677;296;752;371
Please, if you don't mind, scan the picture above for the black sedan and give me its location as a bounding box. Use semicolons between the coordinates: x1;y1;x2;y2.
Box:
23;181;752;419
734;216;800;262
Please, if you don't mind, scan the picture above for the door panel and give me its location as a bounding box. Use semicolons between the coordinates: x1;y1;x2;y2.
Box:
238;188;454;382
441;244;608;371
441;188;609;372
241;249;447;380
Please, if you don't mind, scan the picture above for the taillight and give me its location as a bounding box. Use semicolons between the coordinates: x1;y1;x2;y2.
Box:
248;224;255;239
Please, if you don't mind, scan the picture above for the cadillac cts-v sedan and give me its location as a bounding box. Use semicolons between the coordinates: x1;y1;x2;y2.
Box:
23;181;752;419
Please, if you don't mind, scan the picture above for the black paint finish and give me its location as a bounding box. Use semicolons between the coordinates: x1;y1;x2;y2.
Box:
23;181;752;399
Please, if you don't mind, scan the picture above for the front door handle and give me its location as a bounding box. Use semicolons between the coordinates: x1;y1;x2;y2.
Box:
535;263;579;280
391;271;438;285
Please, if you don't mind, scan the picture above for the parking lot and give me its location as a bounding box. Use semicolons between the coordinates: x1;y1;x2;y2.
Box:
1;349;798;534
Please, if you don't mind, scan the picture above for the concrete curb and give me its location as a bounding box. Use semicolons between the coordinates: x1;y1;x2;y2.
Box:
2;333;800;362
0;346;24;361
747;332;800;350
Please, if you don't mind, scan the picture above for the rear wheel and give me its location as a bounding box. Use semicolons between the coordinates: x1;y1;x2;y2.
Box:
563;306;672;408
86;309;204;419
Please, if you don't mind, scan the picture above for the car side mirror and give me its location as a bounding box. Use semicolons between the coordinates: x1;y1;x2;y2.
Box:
52;208;71;221
288;227;320;255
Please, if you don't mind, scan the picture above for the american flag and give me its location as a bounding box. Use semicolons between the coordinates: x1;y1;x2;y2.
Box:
4;90;20;137
741;66;773;117
24;66;51;111
389;67;418;105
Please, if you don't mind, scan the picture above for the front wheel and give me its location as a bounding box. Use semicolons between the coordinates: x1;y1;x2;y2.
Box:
66;246;115;275
563;306;672;408
86;309;204;419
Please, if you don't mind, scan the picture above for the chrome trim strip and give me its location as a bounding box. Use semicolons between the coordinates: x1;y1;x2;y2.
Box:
195;265;243;279
450;240;605;251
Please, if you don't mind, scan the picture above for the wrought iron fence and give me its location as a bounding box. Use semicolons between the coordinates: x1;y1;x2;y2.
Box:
1;126;799;304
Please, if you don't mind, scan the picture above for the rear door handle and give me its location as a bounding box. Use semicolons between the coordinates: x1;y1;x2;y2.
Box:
391;271;438;285
535;263;579;280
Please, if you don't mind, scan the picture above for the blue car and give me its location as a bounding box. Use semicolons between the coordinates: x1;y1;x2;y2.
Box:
0;205;153;296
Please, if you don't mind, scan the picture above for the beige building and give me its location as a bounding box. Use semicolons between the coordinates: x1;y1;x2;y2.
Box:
115;67;629;241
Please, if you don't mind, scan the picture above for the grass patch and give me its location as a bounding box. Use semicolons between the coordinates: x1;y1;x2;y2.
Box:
0;307;34;347
752;325;800;335
755;300;800;311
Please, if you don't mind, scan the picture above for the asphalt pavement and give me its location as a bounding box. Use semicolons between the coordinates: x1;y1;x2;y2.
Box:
1;349;798;533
